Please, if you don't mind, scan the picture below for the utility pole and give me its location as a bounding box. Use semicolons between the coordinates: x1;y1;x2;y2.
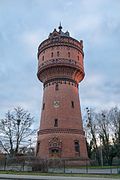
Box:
100;135;103;166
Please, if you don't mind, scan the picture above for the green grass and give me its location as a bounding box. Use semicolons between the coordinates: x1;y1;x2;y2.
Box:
65;165;120;169
0;171;120;179
87;165;120;169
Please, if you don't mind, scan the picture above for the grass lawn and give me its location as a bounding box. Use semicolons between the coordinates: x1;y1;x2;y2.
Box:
66;165;120;169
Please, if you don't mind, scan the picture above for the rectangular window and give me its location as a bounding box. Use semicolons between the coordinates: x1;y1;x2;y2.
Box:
57;51;59;57
68;52;70;58
55;83;59;91
54;119;58;127
74;141;80;154
42;103;45;110
36;142;40;155
51;52;53;57
42;56;44;61
71;101;74;108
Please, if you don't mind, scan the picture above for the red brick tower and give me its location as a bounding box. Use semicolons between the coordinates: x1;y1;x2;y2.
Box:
36;25;88;161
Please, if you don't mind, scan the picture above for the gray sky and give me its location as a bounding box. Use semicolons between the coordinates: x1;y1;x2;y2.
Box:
0;0;120;124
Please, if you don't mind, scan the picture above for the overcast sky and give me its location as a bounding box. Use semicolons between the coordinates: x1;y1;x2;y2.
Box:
0;0;120;124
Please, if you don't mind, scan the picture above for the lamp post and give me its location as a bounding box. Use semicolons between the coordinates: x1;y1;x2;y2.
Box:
17;118;21;139
99;134;103;167
16;119;21;155
100;113;105;167
86;107;98;162
28;139;31;149
85;107;91;142
86;107;91;128
17;119;21;140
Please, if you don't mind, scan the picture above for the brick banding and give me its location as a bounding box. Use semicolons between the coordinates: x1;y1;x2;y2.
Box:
38;128;85;135
44;78;78;87
37;58;84;76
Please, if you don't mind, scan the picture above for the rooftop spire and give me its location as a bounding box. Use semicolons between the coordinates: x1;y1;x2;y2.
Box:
58;22;62;32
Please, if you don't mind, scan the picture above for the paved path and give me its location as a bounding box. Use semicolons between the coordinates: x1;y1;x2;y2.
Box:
0;174;119;180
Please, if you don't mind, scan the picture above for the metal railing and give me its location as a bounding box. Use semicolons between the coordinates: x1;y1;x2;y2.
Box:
0;156;120;174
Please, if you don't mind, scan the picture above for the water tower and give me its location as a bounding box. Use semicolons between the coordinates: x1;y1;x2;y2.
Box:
36;25;88;161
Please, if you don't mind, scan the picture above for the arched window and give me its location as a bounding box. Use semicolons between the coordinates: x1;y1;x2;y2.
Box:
49;137;62;158
74;141;80;155
57;51;59;57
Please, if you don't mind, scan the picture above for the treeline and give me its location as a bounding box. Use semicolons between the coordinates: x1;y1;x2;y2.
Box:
84;106;120;165
0;107;36;157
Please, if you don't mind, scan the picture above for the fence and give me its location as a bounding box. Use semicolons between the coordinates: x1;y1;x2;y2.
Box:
0;156;120;174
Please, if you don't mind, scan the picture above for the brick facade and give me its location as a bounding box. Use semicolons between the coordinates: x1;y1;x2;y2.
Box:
36;26;88;161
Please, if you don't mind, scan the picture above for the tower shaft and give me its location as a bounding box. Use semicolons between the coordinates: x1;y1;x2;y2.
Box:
36;26;88;160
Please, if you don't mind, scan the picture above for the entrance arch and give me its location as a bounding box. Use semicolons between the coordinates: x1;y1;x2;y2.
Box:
49;137;62;158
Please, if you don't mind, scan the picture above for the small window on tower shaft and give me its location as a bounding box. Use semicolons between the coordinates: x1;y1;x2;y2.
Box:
36;142;40;155
42;56;44;61
55;83;59;91
68;52;70;58
42;103;45;110
71;101;74;108
54;119;58;127
74;141;80;154
51;52;53;57
57;51;59;57
77;56;79;61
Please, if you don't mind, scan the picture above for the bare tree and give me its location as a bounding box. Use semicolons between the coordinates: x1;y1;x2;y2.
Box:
0;107;36;156
109;107;120;159
96;111;116;165
85;108;101;165
84;107;120;165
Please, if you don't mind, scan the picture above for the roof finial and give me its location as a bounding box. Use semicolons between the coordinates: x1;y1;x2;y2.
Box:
58;22;62;32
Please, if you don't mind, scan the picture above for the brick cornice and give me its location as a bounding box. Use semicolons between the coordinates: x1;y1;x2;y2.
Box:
38;128;85;135
38;58;83;71
37;58;85;83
